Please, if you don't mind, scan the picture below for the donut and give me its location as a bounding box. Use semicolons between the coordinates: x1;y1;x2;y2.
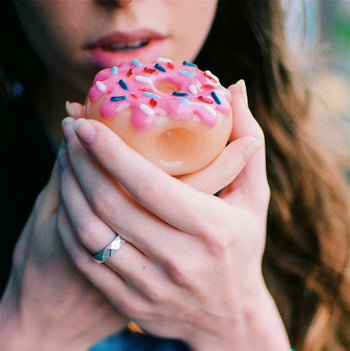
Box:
83;58;233;175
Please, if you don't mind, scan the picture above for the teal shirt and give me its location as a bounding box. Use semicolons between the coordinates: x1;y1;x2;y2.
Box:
90;329;191;351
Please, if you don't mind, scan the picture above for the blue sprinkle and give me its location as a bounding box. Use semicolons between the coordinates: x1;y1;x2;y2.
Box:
211;91;221;105
119;79;129;91
111;66;118;74
143;92;160;99
179;70;196;77
132;59;142;67
172;92;189;97
155;63;166;72
183;60;197;68
111;96;127;101
177;97;190;105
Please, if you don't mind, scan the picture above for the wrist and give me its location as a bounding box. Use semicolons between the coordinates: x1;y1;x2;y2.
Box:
186;281;291;351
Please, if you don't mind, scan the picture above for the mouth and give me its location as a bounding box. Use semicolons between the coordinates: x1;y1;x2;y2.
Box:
98;38;150;52
85;29;166;68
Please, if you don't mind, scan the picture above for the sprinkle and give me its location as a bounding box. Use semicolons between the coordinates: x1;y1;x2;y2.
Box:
127;68;134;77
144;67;156;74
150;98;158;107
172;92;189;97
135;75;153;85
218;85;231;94
155;63;166;72
179;70;196;77
119;79;129;90
140;87;154;93
132;59;142;67
111;66;118;74
96;81;107;93
131;92;140;99
111;96;127;101
204;105;217;116
198;96;214;104
211;91;221;105
183;60;197;68
204;70;219;82
203;84;215;89
140;103;155;116
177;97;190;105
167;62;175;69
157;57;172;63
189;84;198;94
144;92;160;99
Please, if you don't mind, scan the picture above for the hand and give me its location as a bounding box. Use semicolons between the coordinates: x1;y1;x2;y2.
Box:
1;135;127;350
58;81;291;350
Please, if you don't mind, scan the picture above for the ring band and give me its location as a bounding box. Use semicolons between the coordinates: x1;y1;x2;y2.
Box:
92;235;125;264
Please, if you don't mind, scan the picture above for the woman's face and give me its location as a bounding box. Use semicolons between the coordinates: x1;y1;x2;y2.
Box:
14;0;218;97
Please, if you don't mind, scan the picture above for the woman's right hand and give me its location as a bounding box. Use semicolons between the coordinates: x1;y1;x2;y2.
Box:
0;151;128;351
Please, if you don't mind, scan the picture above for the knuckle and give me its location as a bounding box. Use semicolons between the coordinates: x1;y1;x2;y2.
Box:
163;256;193;288
75;218;101;250
90;187;117;219
196;217;231;257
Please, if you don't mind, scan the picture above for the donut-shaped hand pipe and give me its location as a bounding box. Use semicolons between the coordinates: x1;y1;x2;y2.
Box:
83;58;233;175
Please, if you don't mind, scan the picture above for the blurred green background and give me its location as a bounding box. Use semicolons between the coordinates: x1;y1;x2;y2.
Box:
284;0;349;163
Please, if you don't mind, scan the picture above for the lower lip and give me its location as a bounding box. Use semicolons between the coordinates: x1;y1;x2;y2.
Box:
86;38;166;68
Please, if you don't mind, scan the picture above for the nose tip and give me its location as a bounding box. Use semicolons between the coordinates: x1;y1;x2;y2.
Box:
96;0;133;7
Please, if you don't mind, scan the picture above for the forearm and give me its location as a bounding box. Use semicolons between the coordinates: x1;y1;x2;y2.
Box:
187;284;291;351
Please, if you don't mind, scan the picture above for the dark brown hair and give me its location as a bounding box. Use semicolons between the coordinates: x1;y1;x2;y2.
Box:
1;0;349;350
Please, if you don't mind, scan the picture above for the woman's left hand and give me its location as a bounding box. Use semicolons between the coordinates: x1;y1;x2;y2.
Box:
58;82;290;351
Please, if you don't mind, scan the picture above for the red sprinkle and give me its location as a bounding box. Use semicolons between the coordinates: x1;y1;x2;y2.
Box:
144;67;156;74
127;68;134;77
198;96;214;104
140;87;154;93
131;92;139;99
149;99;158;107
203;84;215;89
167;62;175;69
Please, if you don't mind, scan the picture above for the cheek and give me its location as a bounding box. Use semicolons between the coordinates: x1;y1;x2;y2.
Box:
168;1;218;60
14;0;85;61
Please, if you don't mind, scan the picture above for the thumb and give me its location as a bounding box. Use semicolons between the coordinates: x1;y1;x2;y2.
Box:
220;81;269;209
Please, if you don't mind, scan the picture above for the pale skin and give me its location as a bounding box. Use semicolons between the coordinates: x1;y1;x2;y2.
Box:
1;0;291;350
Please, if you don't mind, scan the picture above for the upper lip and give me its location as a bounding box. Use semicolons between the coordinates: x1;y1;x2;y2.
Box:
86;28;165;49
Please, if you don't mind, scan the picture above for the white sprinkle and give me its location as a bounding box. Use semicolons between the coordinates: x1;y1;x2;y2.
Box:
189;84;198;95
140;104;155;116
205;70;219;82
157;57;172;63
96;81;107;93
135;75;153;85
204;105;217;116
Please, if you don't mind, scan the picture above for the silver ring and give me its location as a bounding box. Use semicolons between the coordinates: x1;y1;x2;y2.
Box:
92;235;125;264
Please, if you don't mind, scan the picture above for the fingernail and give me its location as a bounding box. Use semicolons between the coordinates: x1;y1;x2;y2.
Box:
73;118;96;145
66;101;78;117
62;117;75;141
243;139;263;162
236;79;248;106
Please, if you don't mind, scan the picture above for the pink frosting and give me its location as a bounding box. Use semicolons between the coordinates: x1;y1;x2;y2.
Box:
88;59;232;131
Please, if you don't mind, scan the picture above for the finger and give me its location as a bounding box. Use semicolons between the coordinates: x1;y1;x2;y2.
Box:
179;136;263;194
220;81;270;208
69;118;213;235
60;128;194;266
59;147;116;254
66;101;83;118
57;202;160;317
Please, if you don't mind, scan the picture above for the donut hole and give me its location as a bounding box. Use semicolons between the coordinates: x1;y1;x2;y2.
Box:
155;128;196;166
154;80;180;94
